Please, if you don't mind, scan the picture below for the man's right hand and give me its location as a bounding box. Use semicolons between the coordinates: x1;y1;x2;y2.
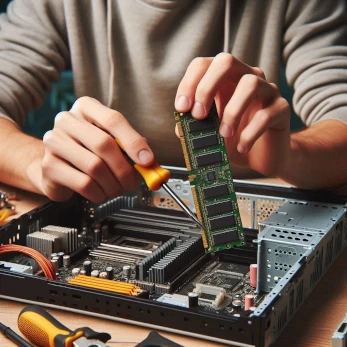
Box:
41;97;154;203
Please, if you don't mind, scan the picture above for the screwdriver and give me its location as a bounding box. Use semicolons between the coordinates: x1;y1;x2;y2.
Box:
18;304;111;347
0;321;33;347
116;140;204;229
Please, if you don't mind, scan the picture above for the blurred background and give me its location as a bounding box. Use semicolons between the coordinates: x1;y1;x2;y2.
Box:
0;0;304;138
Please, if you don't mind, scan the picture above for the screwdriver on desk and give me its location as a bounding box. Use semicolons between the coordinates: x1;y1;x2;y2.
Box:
18;304;111;347
116;140;204;229
0;321;33;347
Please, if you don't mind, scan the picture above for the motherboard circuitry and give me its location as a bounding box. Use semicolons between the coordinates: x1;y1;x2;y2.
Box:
0;177;346;347
175;103;244;253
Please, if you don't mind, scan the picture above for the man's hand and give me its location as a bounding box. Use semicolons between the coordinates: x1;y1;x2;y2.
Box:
41;97;154;203
175;53;291;177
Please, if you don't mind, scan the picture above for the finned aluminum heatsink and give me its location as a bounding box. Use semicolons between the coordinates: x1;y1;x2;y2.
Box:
41;225;78;253
26;231;62;258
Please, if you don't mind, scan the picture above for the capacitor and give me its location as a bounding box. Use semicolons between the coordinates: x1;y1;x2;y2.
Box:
244;294;255;310
94;228;101;245
99;271;108;279
57;252;65;267
101;225;109;241
106;266;114;280
51;259;59;274
91;270;99;277
232;299;243;312
83;260;92;276
72;268;80;277
82;226;88;236
233;294;242;301
63;255;71;267
52;256;60;268
188;292;199;308
250;264;258;288
77;234;85;247
51;253;58;260
123;265;131;278
80;269;87;275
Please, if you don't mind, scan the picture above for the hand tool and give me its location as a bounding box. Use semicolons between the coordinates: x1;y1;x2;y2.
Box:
18;304;111;347
0;321;33;347
0;209;10;223
116;140;204;229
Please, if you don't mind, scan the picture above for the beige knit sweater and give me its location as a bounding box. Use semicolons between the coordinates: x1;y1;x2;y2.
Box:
0;0;347;166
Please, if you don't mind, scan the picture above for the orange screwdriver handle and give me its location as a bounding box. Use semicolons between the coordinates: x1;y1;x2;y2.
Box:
115;140;170;191
18;305;111;347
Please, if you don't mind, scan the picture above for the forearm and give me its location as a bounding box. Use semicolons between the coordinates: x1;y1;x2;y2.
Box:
0;118;44;194
279;120;347;189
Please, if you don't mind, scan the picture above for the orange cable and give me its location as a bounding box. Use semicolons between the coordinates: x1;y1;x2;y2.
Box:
0;245;56;279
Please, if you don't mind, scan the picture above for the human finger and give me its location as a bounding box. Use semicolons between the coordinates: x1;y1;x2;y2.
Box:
53;111;140;192
70;97;154;167
237;97;290;154
175;57;213;114
43;129;124;198
41;151;107;203
192;54;265;119
220;75;278;138
176;54;265;120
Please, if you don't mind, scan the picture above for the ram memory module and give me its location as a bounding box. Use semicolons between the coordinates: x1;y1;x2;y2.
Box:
174;103;244;253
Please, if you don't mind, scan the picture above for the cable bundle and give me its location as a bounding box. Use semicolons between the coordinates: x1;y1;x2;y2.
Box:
0;245;56;279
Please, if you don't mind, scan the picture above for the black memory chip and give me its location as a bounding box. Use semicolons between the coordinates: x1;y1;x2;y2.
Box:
206;200;233;216
207;171;217;181
188;119;215;133
212;230;239;245
203;184;229;199
196;151;222;167
209;215;236;230
192;134;218;150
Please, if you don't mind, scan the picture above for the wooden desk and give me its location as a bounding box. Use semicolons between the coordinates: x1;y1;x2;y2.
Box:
0;183;346;347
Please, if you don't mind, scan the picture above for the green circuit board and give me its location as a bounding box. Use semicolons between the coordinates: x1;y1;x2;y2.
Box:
175;103;244;253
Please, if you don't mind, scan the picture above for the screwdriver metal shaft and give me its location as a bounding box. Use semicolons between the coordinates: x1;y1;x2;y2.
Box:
161;183;204;229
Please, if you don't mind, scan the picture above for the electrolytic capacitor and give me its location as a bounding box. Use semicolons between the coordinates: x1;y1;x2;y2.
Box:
51;253;58;260
94;228;101;245
63;255;71;267
80;269;87;275
99;271;108;279
250;264;258;288
188;292;199;308
123;265;131;278
51;259;59;274
244;294;255;310
83;260;92;276
57;252;65;267
232;299;243;312
72;268;80;277
91;270;99;277
106;266;114;280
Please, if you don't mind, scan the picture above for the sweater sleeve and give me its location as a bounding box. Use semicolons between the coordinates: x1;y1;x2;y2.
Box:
283;0;347;126
0;0;69;125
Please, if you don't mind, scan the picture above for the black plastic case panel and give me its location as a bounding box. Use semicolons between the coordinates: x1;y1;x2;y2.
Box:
0;272;260;346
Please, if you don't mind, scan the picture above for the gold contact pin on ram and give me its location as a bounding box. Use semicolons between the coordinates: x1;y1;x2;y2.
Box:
177;122;184;137
192;187;208;249
179;137;192;171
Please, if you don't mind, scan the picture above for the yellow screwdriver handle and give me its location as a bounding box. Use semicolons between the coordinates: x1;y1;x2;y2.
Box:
0;209;9;223
18;305;83;347
116;140;170;191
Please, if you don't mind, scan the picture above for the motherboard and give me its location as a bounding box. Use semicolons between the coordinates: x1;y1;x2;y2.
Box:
0;178;346;347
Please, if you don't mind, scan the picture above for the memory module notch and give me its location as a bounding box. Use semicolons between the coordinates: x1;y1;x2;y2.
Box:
174;102;244;253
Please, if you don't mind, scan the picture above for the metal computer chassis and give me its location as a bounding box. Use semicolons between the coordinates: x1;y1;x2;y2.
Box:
0;176;346;347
